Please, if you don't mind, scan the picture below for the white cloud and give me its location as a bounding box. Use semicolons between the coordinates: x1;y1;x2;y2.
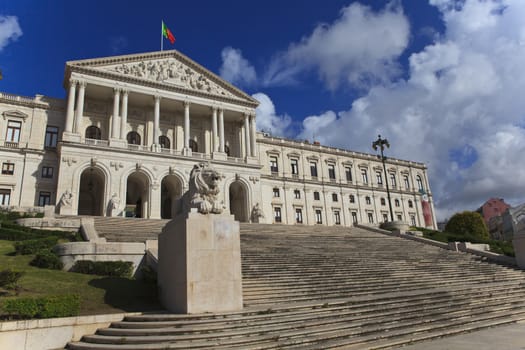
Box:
0;15;22;51
252;93;292;137
263;2;410;90
296;0;525;220
219;47;257;87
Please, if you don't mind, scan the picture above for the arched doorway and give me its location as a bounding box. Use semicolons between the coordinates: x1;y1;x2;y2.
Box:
78;167;105;216
161;175;183;219
229;181;248;222
126;172;149;218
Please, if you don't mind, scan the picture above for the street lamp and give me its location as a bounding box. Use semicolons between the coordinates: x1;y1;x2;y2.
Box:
372;134;394;222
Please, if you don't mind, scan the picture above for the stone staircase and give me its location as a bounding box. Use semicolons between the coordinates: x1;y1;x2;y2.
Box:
67;221;525;349
92;217;170;242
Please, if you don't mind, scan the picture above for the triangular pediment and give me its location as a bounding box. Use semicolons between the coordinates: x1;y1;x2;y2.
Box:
66;50;258;106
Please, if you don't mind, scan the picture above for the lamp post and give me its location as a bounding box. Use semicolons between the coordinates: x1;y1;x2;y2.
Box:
372;134;394;222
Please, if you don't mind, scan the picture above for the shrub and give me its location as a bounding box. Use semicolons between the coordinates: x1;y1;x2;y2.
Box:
0;227;36;241
140;265;157;284
2;295;80;319
14;237;58;255
445;211;489;240
72;260;133;277
0;269;24;289
30;251;63;270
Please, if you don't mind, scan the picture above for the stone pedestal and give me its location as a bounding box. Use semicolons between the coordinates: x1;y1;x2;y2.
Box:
381;220;409;233
157;210;243;314
108;138;128;148
61;132;81;143
513;232;525;269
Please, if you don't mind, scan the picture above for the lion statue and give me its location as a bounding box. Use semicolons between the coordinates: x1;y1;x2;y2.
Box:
183;163;224;214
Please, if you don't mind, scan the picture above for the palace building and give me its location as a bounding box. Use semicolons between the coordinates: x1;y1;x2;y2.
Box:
0;50;436;229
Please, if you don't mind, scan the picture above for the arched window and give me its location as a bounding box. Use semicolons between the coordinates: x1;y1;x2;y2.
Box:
85;126;101;140
159;135;170;149
127;131;141;145
189;139;198;152
224;145;230;156
416;175;423;191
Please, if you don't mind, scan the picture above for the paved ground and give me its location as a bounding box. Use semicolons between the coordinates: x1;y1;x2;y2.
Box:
394;322;525;349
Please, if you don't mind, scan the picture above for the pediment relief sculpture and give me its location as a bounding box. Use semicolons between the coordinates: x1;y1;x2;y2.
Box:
102;58;238;100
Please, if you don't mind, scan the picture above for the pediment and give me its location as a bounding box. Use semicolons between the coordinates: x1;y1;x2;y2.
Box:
66;50;258;106
2;109;28;120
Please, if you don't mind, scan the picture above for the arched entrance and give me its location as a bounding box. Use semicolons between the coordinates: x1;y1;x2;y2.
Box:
78;167;105;216
161;175;183;219
126;172;150;218
229;181;248;222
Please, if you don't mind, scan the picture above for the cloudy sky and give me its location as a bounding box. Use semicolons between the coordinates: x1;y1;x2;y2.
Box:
1;0;525;220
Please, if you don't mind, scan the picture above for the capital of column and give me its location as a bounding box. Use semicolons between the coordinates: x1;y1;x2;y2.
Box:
154;95;162;102
184;100;191;108
78;80;87;88
113;87;121;94
121;89;129;96
69;79;79;87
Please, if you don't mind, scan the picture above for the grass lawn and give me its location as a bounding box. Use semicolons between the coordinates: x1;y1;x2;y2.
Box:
0;240;161;316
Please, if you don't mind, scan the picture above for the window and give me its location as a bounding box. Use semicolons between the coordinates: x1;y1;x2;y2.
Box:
376;171;383;185
361;169;368;184
390;174;397;188
159;135;170;149
274;207;282;223
291;159;299;176
45;126;58;147
224;145;231;156
408;200;413;208
127;131;141;145
351;211;358;224
2;163;14;175
397;214;402;221
85;125;101;140
273;188;280;198
365;196;371;205
294;189;301;199
6;120;21;142
315;209;323;224
310;162;318;178
404;175;410;190
41;166;53;179
411;215;416;226
38;191;51;207
0;189;10;205
380;198;386;206
395;199;400;207
345;167;352;182
383;213;388;222
334;210;341;225
295;208;303;224
332;193;338;202
349;194;355;203
416;175;423;191
313;191;320;201
328;164;336;180
367;212;374;223
270;156;278;173
189;139;198;152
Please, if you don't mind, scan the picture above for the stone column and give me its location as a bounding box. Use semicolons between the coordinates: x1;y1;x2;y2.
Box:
212;107;218;152
250;114;256;157
244;114;251;158
74;81;86;134
120;90;128;140
219;108;225;153
65;80;77;133
111;88;121;139
154;95;161;148
184;101;190;150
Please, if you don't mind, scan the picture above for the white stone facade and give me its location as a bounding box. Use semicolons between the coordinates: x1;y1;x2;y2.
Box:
0;50;437;229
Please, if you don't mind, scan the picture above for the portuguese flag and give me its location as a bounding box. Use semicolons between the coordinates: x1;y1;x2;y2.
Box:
162;21;176;44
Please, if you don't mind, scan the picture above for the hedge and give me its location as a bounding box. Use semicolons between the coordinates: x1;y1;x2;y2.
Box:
14;237;58;255
30;251;63;270
72;260;133;277
0;269;24;289
0;227;36;241
1;295;80;319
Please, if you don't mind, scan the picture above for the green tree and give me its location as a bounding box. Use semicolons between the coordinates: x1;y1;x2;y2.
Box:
445;211;489;240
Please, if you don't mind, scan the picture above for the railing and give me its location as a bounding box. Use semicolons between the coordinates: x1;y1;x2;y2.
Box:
0;141;28;149
0;92;40;104
85;138;109;147
227;156;245;163
127;144;150;152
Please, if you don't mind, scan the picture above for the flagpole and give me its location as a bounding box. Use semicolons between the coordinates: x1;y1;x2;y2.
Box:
161;20;163;51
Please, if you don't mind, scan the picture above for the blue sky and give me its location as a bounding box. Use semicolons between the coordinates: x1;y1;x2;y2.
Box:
2;0;525;220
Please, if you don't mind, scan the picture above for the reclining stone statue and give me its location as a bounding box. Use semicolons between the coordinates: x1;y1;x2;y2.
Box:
183;162;224;214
